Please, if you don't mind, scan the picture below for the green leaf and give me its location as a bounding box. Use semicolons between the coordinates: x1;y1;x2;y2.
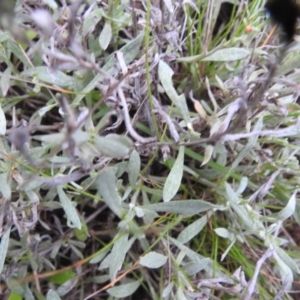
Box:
57;186;82;230
0;226;11;274
128;149;140;187
95;167;124;217
49;271;76;285
74;222;89;242
163;146;184;202
6;278;24;295
107;281;140;298
99;22;112;50
144;200;219;214
201;48;250;61
7;292;22;300
139;251;168;268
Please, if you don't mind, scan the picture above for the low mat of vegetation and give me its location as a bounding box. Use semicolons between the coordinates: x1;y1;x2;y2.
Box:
0;0;300;299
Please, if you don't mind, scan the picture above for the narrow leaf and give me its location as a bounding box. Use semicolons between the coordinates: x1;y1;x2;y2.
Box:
183;258;210;276
201;145;213;166
109;234;130;280
0;172;11;200
163;146;184;202
99;22;112;50
94;135;132;158
107;281;140;298
201;48;250;61
158;60;191;127
46;290;61;300
0;226;11;274
139;251;168;268
0;105;6;135
21;66;75;87
128;149;140;187
277;192;296;221
177;212;211;244
96;167;124;217
1;67;11;96
144;200;219;214
57;186;82;229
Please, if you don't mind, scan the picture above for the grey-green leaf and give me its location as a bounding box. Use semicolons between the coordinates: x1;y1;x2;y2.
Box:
128;149;140;187
277;192;296;221
109;234;131;280
0;105;6;135
95;167;124;217
163;146;184;202
94;135;132;158
201;48;250;61
177;212;211;244
21;66;75;87
158;60;191;127
46;290;61;300
144;200;219;214
72;31;144;105
139;251;168;268
1;67;11;97
57;186;82;230
0;226;11;274
99;22;112;50
183;258;210;276
107;281;140;298
0;172;11;200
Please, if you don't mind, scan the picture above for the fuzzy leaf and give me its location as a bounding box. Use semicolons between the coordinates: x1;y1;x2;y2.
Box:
57;186;82;230
201;48;250;61
158;60;191;128
277;192;296;221
139;251;168;268
0;172;11;200
109;234;131;280
21;67;75;87
99;22;112;50
96;167;124;217
183;258;210;276
107;281;140;298
177;212;211;244
144;200;219;214
94;135;132;158
1;67;11;97
201;145;213;166
128;149;140;187
163;146;184;202
0;105;6;135
46;290;61;300
0;226;11;274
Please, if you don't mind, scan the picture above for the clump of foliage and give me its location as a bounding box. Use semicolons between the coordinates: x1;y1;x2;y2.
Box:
0;0;300;299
